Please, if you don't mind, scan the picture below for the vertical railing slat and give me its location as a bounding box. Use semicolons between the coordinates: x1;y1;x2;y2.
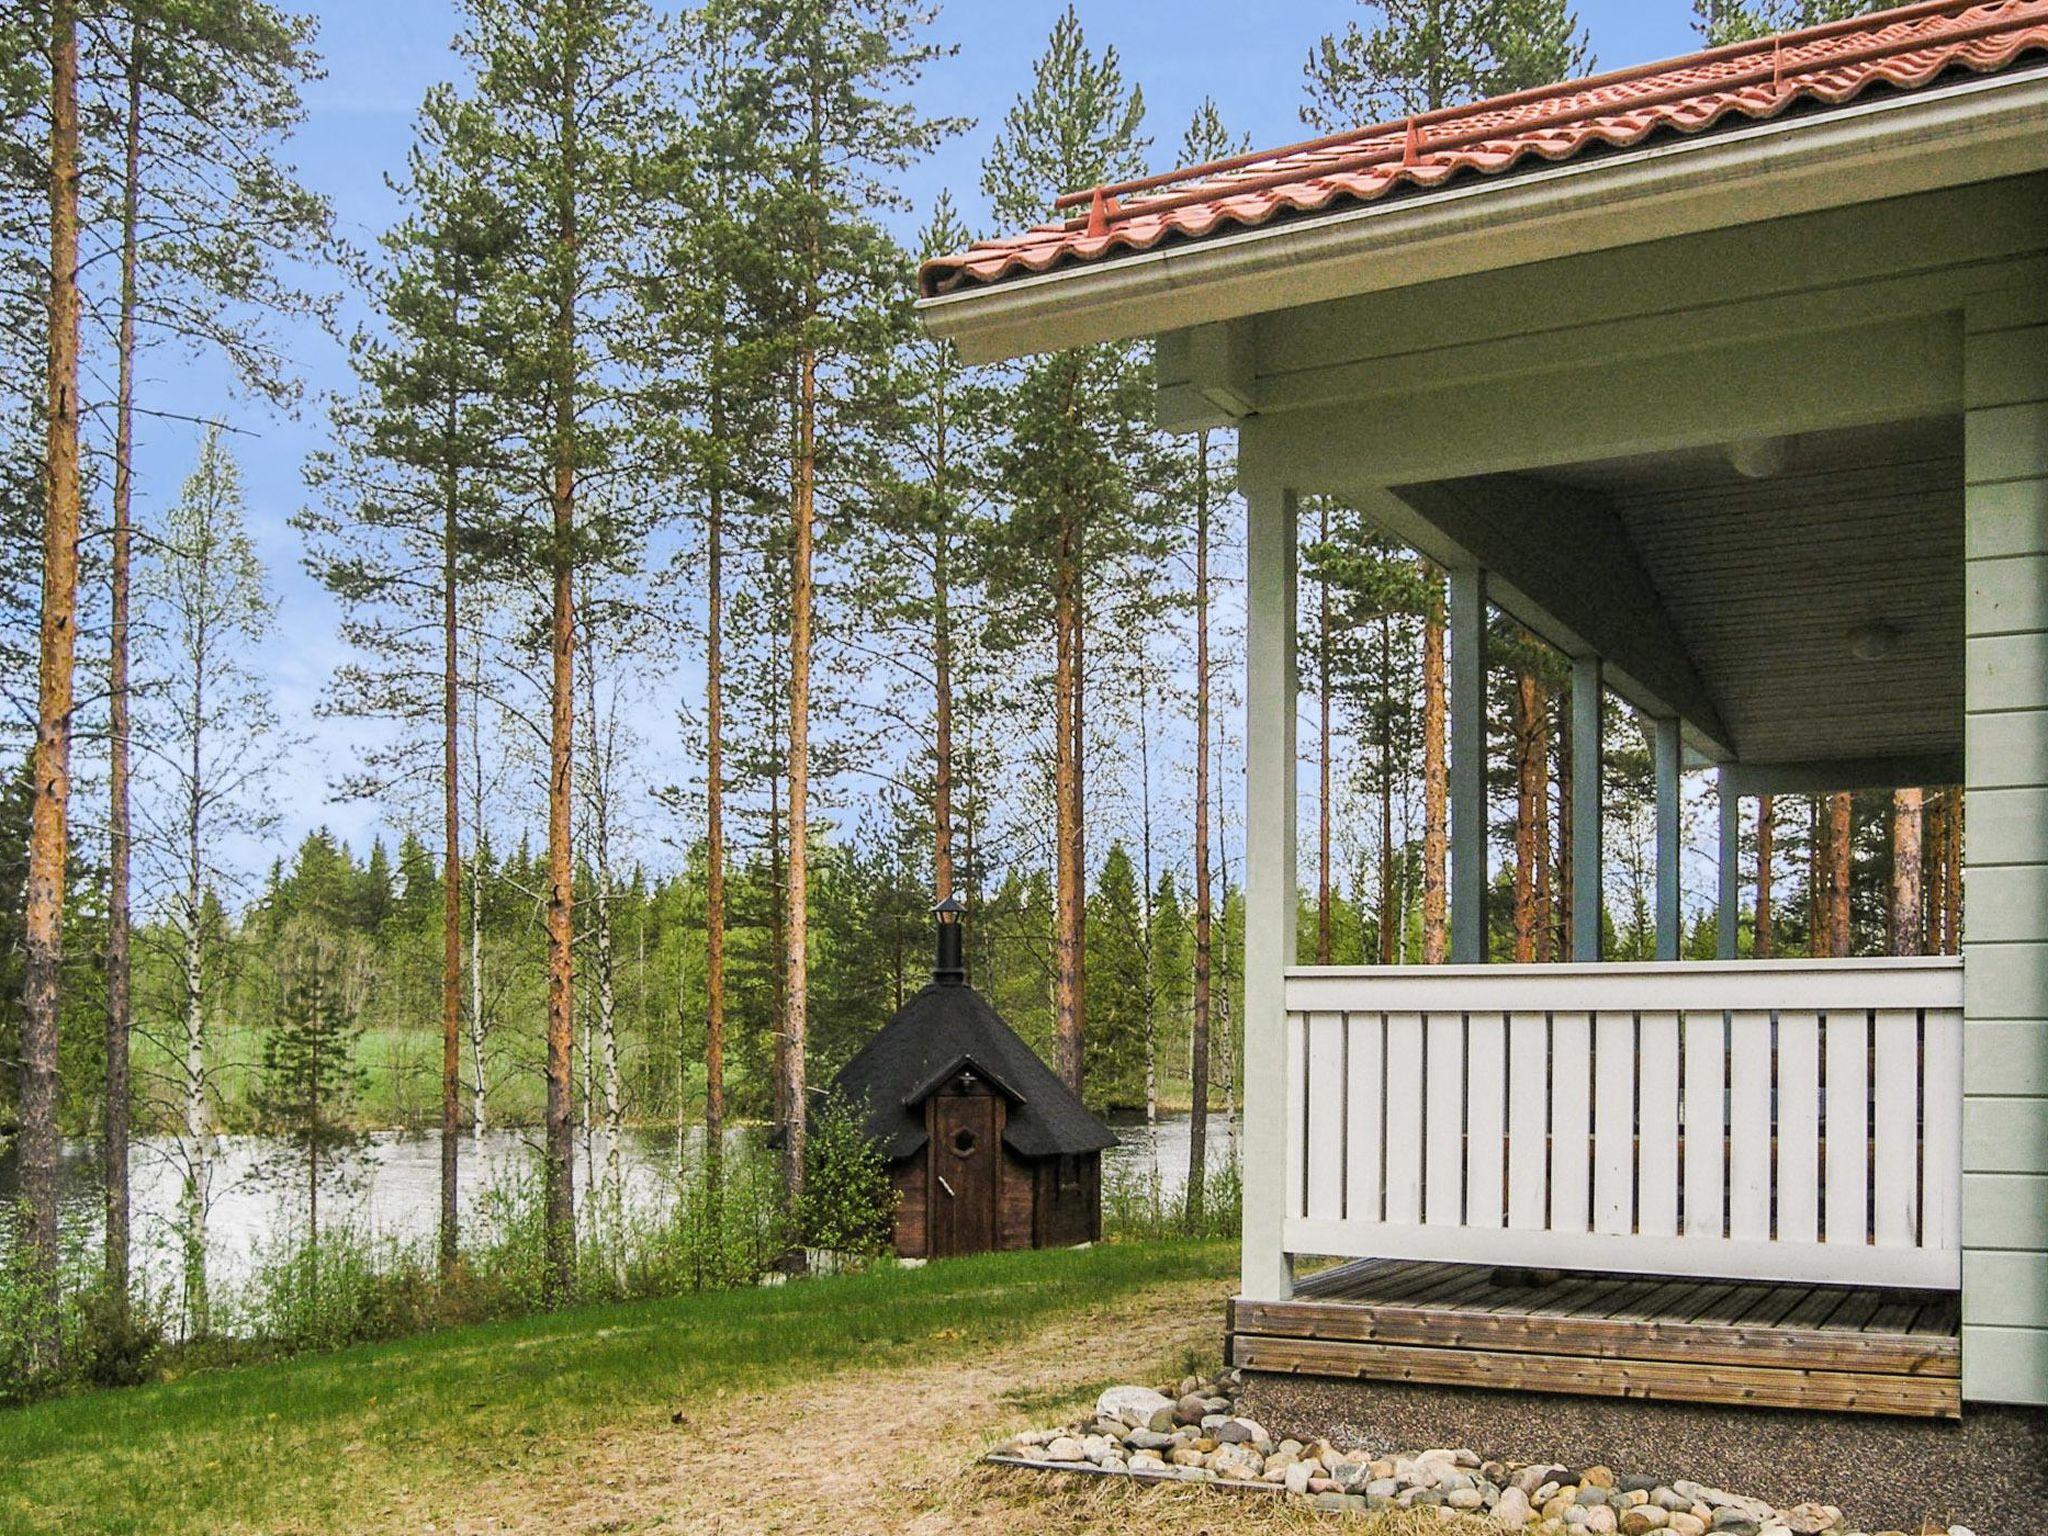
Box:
1305;1011;1347;1222
1638;1011;1681;1238
1923;1005;1963;1260
1593;1011;1636;1236
1682;1009;1727;1241
1425;1013;1466;1226
1824;1009;1871;1246
1345;1013;1385;1227
1285;1011;1308;1220
1551;1011;1593;1235
1777;1011;1822;1246
1384;1012;1424;1226
1728;1010;1774;1244
1872;1007;1920;1248
1466;1012;1507;1230
1507;1011;1548;1230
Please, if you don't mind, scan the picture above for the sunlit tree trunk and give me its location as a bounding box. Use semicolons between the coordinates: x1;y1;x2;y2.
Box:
1420;564;1448;963
1755;793;1775;958
703;469;726;1205
1891;787;1924;957
1512;669;1541;963
1826;791;1852;958
439;342;463;1277
783;337;816;1207
1316;501;1333;965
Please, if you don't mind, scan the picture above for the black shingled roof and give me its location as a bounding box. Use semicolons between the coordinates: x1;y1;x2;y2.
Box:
830;980;1119;1163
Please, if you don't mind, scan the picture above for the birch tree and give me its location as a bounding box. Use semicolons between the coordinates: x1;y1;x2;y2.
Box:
138;429;281;1337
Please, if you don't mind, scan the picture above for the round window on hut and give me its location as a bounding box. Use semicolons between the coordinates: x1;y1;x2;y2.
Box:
950;1127;979;1158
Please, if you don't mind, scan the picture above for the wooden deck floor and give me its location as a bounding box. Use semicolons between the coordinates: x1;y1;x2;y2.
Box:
1229;1260;1962;1419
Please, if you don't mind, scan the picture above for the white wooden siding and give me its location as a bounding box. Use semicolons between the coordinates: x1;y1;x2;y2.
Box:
1964;288;2048;1405
1282;959;1964;1291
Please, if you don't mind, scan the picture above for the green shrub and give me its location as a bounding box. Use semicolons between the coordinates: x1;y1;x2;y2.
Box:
1103;1143;1242;1242
796;1097;896;1259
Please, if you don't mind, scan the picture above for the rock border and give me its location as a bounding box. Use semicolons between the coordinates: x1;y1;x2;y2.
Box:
984;1372;1978;1536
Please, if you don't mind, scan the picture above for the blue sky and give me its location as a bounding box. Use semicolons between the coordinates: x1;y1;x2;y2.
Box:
163;0;1709;866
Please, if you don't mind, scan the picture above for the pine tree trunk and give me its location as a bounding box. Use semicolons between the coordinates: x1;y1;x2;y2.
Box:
1826;791;1852;958
1532;679;1553;964
1556;684;1574;961
1316;502;1332;965
1891;787;1924;957
541;40;581;1305
783;342;816;1210
104;19;142;1310
1944;786;1965;954
1378;620;1397;966
439;355;463;1278
1187;431;1212;1228
1420;564;1448;964
1512;669;1540;963
1053;500;1084;1095
1755;793;1775;958
19;0;83;1370
467;633;489;1143
932;385;955;905
703;476;726;1205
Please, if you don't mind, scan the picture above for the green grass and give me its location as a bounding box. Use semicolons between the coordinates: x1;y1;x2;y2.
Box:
1;1238;1235;1536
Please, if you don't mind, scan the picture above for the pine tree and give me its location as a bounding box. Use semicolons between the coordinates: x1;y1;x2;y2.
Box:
1303;0;1593;128
89;0;332;1319
1695;0;1881;46
442;0;678;1304
300;76;514;1276
739;0;957;1209
982;6;1152;1099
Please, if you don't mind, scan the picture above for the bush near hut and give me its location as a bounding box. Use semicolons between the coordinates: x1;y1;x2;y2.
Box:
798;1095;900;1259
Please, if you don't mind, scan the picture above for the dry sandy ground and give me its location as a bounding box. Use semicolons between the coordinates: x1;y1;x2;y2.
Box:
384;1279;1348;1536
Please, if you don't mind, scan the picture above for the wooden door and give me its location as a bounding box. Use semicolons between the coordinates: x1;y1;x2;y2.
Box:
929;1087;998;1258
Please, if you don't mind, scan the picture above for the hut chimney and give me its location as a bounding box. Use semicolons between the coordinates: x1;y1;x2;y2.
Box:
932;893;967;986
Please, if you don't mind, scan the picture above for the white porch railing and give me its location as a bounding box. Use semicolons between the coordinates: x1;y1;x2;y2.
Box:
1283;958;1963;1291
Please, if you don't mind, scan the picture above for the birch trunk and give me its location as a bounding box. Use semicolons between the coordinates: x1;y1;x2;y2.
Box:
1316;501;1332;965
439;342;463;1276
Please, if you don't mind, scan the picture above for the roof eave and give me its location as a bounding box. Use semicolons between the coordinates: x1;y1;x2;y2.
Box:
917;64;2048;367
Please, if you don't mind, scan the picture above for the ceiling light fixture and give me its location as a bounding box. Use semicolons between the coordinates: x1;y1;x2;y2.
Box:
1728;437;1792;479
1848;622;1902;662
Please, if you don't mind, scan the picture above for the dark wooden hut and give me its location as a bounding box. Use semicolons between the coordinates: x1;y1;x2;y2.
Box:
831;898;1117;1259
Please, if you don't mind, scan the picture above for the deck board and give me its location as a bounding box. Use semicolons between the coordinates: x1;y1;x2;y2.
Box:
1231;1260;1961;1419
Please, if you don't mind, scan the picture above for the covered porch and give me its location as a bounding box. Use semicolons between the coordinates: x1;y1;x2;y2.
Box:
1217;167;2037;1412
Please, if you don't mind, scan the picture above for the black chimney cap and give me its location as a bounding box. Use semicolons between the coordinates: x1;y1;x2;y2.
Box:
933;892;967;918
932;892;966;983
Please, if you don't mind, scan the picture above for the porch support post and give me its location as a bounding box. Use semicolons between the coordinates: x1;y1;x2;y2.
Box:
1654;716;1682;963
1241;480;1297;1303
1718;768;1741;961
1449;566;1486;963
1571;656;1603;963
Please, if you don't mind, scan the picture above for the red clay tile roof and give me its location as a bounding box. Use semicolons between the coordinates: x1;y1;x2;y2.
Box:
920;0;2048;298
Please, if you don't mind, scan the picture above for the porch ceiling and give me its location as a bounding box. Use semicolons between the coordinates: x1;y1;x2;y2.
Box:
1452;417;1964;771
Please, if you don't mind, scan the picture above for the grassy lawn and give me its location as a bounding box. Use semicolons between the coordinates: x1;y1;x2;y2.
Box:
2;1239;1237;1536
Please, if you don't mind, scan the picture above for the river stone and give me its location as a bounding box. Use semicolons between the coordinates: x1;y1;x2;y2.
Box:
1095;1386;1172;1429
1623;1509;1670;1534
1044;1437;1085;1463
1779;1507;1841;1536
1173;1394;1207;1425
1584;1507;1618;1534
1212;1444;1263;1482
1497;1488;1535;1527
1286;1460;1315;1496
1668;1518;1707;1536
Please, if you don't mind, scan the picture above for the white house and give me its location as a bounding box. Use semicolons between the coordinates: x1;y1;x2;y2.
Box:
920;0;2048;1420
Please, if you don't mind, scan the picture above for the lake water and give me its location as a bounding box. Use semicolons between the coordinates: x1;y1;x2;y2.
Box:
0;1110;1235;1297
